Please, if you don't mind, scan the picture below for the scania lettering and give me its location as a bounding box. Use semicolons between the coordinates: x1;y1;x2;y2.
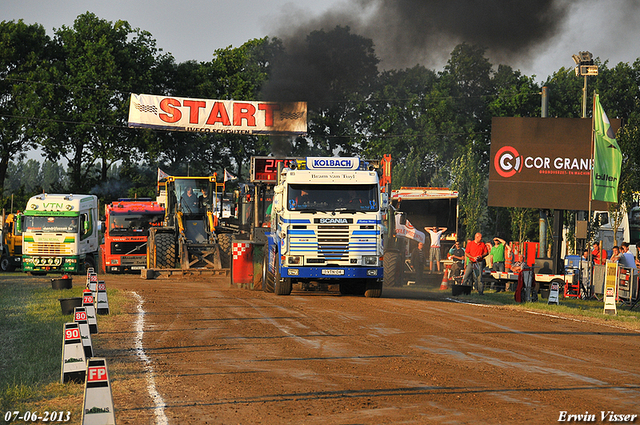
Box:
100;199;165;273
263;157;387;297
19;194;99;274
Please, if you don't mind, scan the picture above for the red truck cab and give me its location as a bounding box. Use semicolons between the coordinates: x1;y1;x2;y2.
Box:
100;199;164;273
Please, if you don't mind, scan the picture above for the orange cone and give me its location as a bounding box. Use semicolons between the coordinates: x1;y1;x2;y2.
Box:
440;268;449;290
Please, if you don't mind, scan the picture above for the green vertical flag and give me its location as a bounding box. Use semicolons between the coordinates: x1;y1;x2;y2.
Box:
591;94;622;203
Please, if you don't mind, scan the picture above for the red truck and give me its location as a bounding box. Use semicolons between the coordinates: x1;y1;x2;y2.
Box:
100;199;165;273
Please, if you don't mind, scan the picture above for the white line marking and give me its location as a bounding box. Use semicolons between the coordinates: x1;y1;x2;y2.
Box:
133;291;169;424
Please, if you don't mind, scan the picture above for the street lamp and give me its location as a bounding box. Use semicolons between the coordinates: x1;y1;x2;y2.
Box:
572;51;598;118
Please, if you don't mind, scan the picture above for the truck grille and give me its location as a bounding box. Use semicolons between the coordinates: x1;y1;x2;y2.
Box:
28;242;72;255
317;225;349;261
110;241;147;255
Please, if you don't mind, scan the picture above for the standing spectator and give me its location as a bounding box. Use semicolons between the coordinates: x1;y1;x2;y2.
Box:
592;242;607;265
448;240;466;279
619;242;637;271
463;232;489;294
610;246;621;262
411;242;426;284
490;237;507;272
424;226;447;272
581;249;589;261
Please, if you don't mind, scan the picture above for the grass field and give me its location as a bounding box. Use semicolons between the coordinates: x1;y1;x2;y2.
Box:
0;274;126;421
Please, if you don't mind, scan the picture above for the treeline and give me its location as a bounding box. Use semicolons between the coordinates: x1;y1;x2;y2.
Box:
2;13;640;242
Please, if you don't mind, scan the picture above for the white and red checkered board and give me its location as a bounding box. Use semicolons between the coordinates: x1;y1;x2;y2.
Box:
232;243;250;260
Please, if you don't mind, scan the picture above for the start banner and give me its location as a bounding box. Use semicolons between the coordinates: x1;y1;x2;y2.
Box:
128;93;307;136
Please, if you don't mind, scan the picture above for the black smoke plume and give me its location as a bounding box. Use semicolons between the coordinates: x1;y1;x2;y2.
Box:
262;0;581;155
272;0;575;71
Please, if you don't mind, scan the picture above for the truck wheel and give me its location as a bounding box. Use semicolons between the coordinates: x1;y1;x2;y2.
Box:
1;256;11;272
365;279;383;298
156;233;176;269
262;252;274;293
218;233;232;268
83;256;96;273
383;250;402;287
340;280;366;295
339;282;354;295
274;265;292;295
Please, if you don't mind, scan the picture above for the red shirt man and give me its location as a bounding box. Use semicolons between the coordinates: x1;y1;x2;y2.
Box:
592;242;607;265
465;232;489;263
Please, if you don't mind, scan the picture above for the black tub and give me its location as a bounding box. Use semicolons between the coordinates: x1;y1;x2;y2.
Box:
59;297;83;315
451;285;472;296
51;277;73;290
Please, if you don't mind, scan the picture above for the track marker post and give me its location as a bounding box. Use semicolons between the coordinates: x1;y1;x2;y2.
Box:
87;272;98;297
82;290;99;334
61;322;86;383
82;358;116;425
548;280;560;305
96;281;110;315
74;307;94;358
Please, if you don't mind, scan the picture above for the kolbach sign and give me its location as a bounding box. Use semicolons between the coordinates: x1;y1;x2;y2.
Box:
489;117;620;211
128;94;307;135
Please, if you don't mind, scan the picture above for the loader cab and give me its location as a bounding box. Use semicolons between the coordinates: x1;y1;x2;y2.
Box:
172;178;213;216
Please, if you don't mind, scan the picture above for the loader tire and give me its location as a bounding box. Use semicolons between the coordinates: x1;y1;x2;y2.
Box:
156;233;176;269
218;233;232;268
383;250;402;288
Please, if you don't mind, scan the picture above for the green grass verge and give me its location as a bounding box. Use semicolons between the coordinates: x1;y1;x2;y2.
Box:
0;274;125;416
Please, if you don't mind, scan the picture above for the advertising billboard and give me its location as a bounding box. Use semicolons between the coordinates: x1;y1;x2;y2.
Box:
489;117;620;211
128;94;307;135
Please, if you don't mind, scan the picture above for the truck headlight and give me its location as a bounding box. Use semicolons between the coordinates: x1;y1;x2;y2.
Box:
288;269;299;276
367;269;378;276
288;256;303;265
363;256;378;265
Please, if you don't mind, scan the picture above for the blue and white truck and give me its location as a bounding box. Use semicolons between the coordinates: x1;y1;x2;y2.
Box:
262;157;387;297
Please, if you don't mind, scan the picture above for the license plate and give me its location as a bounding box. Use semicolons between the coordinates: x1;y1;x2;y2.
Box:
322;269;344;276
131;266;144;270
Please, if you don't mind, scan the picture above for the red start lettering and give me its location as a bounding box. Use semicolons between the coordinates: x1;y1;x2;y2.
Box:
158;98;282;128
159;98;182;123
259;103;280;126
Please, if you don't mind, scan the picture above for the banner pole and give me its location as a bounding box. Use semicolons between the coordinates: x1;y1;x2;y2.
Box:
587;92;596;289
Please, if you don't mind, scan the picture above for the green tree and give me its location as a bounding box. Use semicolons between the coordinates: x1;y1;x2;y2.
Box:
450;144;487;239
145;38;280;178
38;13;168;192
0;20;50;196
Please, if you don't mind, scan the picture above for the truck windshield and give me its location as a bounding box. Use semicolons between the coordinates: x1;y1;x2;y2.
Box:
174;179;211;214
23;216;78;233
109;213;164;236
287;184;378;212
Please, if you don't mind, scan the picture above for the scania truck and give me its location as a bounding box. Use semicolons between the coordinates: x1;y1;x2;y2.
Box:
20;194;99;274
263;157;387;297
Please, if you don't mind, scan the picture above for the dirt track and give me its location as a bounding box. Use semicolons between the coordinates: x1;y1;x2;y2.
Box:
92;274;640;424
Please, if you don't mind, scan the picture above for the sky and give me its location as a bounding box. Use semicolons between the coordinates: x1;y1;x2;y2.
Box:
2;0;640;83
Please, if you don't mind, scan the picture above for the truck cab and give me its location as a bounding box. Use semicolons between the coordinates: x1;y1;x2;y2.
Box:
20;194;99;274
264;157;387;297
101;199;165;273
